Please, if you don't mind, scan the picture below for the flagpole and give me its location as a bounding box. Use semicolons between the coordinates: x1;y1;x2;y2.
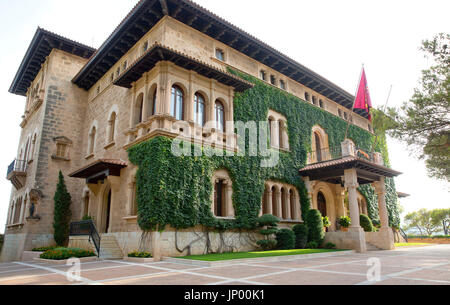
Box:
344;64;364;140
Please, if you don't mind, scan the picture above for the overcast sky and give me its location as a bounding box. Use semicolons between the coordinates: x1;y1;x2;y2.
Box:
0;0;448;233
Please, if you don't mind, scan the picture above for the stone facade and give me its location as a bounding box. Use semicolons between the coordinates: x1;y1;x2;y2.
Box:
3;5;382;261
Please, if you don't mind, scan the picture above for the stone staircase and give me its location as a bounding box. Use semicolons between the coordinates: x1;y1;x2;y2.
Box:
98;234;124;259
366;242;382;251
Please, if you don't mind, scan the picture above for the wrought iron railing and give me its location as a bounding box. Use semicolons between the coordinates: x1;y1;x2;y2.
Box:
308;146;377;165
399;228;408;243
70;220;101;257
7;160;27;177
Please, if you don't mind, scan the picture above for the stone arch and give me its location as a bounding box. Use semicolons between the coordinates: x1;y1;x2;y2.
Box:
107;107;118;144
311;125;330;162
88;122;98;155
267;110;289;150
313;182;336;230
211;169;234;218
97;182;112;234
147;83;158;118
133;92;144;126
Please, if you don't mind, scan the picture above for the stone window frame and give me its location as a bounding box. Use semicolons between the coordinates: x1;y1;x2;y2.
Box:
259;70;267;81
279;79;286;90
215;48;226;62
52;136;73;161
310;125;330;164
268;109;290;151
211;169;235;219
270;75;277;86
105;106;119;149
86;122;98;159
194;91;207;127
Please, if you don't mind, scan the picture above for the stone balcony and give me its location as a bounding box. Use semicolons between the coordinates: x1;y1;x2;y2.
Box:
7;159;27;190
124;114;238;152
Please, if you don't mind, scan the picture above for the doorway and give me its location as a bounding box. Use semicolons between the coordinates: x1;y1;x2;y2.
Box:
317;191;327;218
102;189;112;233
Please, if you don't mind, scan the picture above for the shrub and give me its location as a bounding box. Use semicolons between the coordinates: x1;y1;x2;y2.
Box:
338;216;351;228
324;242;337;249
257;215;280;251
306;210;325;245
82;215;93;221
292;224;309;249
322;216;331;228
32;246;57;252
275;229;296;250
128;251;152;258
256;240;277;251
40;248;96;260
360;214;375;232
53;172;72;246
372;219;381;228
306;241;319;249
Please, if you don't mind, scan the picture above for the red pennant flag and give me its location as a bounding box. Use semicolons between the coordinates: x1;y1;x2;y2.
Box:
354;68;373;121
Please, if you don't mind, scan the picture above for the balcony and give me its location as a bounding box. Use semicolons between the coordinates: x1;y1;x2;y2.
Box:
7;160;27;190
307;144;381;166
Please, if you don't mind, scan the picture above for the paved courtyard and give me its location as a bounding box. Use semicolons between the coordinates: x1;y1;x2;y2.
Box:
0;245;448;285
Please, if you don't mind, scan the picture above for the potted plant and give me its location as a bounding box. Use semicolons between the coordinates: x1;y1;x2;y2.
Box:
338;216;351;232
322;216;331;232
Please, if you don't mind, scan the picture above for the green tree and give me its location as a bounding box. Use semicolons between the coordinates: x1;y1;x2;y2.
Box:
431;208;450;235
388;33;450;182
53;171;72;246
404;209;439;236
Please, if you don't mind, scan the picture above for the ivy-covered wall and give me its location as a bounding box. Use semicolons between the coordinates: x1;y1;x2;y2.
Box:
128;70;400;232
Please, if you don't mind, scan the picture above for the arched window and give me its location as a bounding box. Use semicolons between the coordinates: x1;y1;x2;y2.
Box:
151;88;157;116
88;126;96;155
30;133;37;161
215;100;225;132
194;93;206;127
212;170;234;218
134;93;144;126
171;85;184;121
108;112;116;143
314;132;322;162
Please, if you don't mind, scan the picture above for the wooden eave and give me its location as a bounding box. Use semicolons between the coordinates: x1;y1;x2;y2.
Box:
71;0;368;118
114;43;253;92
9;28;96;96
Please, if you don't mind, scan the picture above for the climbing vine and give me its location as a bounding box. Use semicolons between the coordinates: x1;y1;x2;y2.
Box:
128;69;400;233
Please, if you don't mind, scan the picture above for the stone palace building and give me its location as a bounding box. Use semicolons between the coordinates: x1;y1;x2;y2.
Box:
2;0;401;262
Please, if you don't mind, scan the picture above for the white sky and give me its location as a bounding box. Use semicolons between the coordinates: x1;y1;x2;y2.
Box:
0;0;449;233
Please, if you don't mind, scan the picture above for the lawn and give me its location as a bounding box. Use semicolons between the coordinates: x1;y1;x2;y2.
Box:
180;249;347;262
395;243;430;247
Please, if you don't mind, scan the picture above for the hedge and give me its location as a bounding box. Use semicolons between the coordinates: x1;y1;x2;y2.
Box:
360;214;375;232
276;229;296;250
40;248;96;260
293;224;309;249
306;210;325;245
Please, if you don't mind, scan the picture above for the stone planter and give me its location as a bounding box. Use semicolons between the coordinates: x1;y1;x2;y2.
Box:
22;251;43;261
124;256;154;263
33;256;99;265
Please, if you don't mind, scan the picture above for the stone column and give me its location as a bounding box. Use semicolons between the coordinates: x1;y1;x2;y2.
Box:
127;181;135;216
209;79;217;124
344;168;367;253
293;192;301;221
373;177;389;229
270;121;280;148
284;191;291;220
129;87;137;129
226;184;234;217
266;189;273;215
187;72;195;124
158;62;171;116
275;189;282;219
335;185;346;218
372;177;395;250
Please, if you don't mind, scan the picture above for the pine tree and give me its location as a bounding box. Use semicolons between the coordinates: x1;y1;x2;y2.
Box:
53;171;72;246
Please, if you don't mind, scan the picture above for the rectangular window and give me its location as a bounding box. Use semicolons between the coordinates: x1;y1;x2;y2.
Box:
56;143;67;158
280;80;286;90
260;70;266;81
270;75;276;85
215;48;225;61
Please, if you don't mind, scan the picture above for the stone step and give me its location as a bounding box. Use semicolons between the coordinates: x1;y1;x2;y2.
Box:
366;242;382;251
98;234;123;259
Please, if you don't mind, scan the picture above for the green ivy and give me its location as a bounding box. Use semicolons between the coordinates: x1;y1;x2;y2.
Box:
128;69;400;232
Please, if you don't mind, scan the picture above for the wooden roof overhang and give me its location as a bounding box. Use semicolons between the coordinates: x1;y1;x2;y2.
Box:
72;0;368;119
299;156;402;186
114;44;253;92
69;159;127;184
9;28;96;96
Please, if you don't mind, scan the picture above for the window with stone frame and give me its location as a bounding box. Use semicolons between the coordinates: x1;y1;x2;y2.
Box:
270;75;277;86
260;70;267;81
280;80;286;90
215;48;225;61
52;136;72;161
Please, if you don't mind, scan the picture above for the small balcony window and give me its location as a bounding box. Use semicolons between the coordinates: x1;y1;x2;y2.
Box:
215;48;225;61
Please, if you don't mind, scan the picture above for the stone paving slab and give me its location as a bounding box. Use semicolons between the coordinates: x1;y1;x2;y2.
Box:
0;245;448;285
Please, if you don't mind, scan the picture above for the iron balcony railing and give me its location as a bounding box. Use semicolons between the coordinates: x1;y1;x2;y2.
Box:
7;159;27;177
308;146;377;165
70;220;101;257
